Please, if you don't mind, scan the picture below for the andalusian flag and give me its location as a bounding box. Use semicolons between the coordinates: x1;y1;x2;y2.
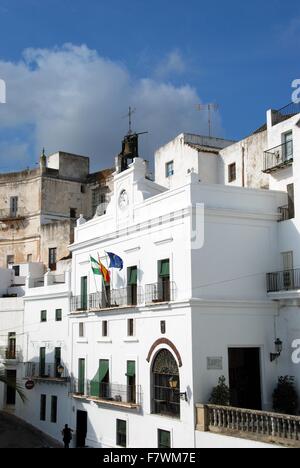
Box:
90;256;110;283
90;256;101;275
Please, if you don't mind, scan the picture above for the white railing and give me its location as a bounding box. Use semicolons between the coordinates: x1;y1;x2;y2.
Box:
196;404;300;447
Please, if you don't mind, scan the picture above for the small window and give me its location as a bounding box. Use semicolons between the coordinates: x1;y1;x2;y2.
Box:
166;161;174;178
127;319;134;337
7;255;14;268
160;321;166;334
51;396;57;423
158;429;171;448
102;320;108;337
48;248;57;271
10;196;18;217
116;419;127;447
41;310;47;323
79;322;84;337
27;254;33;263
287;183;295;219
228;163;236;183
12;265;20;277
40;395;46;421
81;184;86;193
55;309;62;322
70;208;77;219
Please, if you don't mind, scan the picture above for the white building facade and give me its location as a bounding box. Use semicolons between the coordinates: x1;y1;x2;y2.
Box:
0;105;300;448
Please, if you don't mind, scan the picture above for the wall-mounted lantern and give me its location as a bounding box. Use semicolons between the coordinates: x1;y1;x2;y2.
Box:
270;338;283;362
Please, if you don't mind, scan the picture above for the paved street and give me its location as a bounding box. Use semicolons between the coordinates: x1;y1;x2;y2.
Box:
0;411;62;448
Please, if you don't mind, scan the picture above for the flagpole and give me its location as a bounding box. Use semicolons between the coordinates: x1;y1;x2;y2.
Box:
98;253;109;306
90;256;102;308
105;251;113;304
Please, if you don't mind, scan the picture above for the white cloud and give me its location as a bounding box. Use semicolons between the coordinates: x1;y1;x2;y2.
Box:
0;44;222;171
155;50;186;79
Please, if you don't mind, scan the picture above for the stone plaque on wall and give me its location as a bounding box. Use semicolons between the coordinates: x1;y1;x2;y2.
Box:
207;357;223;370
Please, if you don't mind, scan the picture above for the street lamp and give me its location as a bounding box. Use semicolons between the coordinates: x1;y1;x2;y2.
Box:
270;338;283;362
168;376;187;401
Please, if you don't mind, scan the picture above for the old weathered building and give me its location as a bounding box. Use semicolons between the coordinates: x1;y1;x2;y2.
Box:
0;151;113;271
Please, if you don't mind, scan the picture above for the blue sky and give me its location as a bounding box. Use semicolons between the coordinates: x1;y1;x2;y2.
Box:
0;0;299;171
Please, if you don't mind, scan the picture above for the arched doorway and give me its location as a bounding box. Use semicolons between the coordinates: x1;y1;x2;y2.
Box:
152;349;180;418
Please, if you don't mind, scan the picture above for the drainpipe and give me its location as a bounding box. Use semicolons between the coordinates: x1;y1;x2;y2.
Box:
242;146;245;187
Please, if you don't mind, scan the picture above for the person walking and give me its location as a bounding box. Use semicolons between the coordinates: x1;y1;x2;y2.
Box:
62;424;73;448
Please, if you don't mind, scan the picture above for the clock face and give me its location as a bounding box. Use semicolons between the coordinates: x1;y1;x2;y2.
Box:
118;189;129;209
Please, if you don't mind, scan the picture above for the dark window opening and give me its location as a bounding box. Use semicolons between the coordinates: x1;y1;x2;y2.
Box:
10;196;18;217
7;332;16;359
158;429;171;448
41;310;47;322
12;265;20;277
102;321;108;337
228;163;236;183
40;394;46;421
127;318;134;337
287;183;295;219
127;266;138;305
70;208;77;219
160;321;166;334
6;369;16;405
116;419;127;447
51;396;57;423
55;309;62;322
159;259;170;302
55;347;61;378
48;248;57;271
126;360;136;403
152;349;180;418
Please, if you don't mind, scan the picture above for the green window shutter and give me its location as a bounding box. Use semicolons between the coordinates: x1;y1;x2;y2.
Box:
126;361;135;377
90;360;109;396
128;267;137;285
78;358;85;394
160;259;170;277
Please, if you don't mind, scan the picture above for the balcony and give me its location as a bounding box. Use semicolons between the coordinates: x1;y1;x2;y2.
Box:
0;346;22;363
145;281;176;304
71;380;142;409
266;268;300;293
278;205;290;222
71;286;143;312
25;362;70;382
196;404;300;448
263;142;293;173
0;209;26;222
271;102;300;126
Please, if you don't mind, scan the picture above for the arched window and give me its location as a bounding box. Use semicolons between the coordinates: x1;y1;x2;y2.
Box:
152;349;180;418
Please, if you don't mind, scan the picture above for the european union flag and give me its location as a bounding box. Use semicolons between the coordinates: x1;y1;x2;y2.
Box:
106;252;124;271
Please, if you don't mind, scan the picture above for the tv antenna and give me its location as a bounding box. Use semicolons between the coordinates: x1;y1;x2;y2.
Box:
123;106;136;135
196;103;219;137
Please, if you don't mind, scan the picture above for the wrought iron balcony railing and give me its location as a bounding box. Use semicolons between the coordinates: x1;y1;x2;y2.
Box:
266;268;300;293
89;286;143;309
0;346;22;361
71;379;142;407
271;102;300;126
71;286;143;312
25;362;69;381
263;142;293;173
145;281;176;304
278;205;290;222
